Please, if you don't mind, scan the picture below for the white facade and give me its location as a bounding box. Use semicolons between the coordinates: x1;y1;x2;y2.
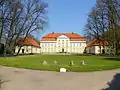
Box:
15;46;40;54
40;35;86;54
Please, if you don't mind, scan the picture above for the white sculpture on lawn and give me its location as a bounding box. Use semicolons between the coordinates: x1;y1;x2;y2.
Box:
54;60;58;65
82;60;86;65
71;60;74;66
42;60;48;65
60;68;67;72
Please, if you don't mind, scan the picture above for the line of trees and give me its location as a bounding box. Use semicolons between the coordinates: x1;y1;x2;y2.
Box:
85;0;120;55
0;0;48;56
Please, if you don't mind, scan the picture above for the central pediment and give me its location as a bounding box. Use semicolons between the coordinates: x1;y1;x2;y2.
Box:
57;35;69;39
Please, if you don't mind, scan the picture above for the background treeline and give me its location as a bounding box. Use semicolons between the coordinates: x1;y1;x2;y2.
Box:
85;0;120;55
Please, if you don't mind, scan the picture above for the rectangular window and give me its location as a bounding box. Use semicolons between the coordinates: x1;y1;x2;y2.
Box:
66;43;68;47
43;43;44;47
79;43;81;46
62;40;64;43
26;49;28;52
98;50;100;52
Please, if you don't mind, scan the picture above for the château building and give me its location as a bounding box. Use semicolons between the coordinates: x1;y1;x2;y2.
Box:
40;32;86;54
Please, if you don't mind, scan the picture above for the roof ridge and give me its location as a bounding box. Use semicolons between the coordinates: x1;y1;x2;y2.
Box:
41;33;85;41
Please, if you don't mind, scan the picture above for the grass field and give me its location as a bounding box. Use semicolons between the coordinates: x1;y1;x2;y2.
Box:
0;55;120;72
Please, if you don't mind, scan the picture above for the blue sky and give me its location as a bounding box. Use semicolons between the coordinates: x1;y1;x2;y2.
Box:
37;0;96;39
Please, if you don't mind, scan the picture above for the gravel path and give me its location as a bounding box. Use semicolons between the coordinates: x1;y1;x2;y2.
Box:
0;66;120;90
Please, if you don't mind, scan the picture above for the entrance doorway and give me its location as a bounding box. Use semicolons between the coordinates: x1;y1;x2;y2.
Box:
22;49;24;54
62;48;64;53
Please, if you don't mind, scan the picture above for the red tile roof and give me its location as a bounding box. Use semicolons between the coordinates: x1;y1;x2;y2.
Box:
87;39;109;48
41;33;85;41
19;37;40;47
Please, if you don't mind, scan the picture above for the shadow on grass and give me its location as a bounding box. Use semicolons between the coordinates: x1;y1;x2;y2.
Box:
104;57;120;61
102;73;120;90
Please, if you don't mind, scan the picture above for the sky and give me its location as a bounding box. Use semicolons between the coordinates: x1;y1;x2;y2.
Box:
37;0;96;39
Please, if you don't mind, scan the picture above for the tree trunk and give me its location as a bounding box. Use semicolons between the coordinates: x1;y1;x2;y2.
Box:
99;46;102;54
115;41;119;55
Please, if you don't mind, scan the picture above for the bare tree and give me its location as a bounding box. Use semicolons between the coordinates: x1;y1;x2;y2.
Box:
85;0;120;55
85;6;107;54
0;0;48;56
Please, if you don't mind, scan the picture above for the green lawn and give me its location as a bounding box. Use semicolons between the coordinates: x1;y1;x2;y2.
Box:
0;55;120;72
